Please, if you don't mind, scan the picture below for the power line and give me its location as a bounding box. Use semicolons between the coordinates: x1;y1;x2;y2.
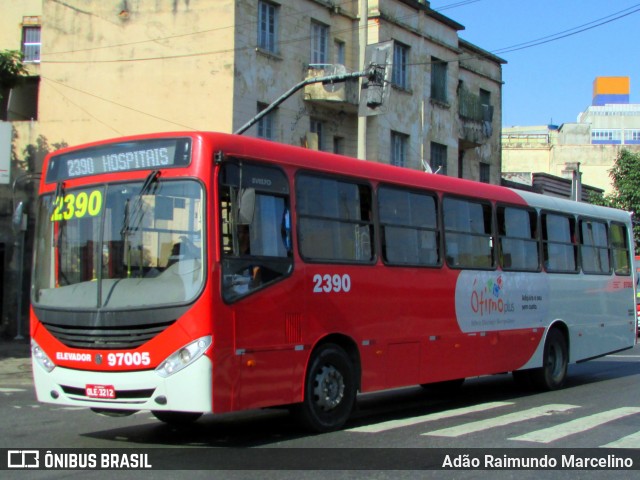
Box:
42;76;198;131
37;2;640;130
41;0;358;58
43;0;479;59
435;0;483;12
42;0;484;65
492;3;640;55
44;79;125;136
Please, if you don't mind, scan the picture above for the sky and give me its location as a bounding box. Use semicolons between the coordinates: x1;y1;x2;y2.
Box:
428;0;640;127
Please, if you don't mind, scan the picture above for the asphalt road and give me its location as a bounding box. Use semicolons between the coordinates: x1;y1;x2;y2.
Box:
1;341;640;479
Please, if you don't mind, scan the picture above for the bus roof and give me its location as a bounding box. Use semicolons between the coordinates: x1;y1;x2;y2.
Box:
44;130;632;224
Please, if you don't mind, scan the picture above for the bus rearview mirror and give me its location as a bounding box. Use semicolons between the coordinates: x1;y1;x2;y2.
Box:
12;201;26;233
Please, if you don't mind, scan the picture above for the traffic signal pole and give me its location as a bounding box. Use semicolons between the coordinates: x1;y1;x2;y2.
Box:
234;64;385;136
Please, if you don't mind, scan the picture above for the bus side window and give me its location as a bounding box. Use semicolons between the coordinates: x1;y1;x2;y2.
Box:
296;173;374;263
579;219;610;274
542;213;578;273
443;196;493;269
497;206;539;271
378;185;439;266
610;222;631;276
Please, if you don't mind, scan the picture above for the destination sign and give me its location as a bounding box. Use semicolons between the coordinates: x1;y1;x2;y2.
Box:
45;138;192;183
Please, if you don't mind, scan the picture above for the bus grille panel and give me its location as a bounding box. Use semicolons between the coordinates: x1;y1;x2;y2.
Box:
41;321;175;349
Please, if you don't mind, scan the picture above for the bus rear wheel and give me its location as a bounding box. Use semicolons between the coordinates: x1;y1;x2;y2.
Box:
295;343;356;433
152;410;203;425
531;328;568;391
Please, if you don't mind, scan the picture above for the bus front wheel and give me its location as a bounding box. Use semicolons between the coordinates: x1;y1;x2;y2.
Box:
295;343;356;433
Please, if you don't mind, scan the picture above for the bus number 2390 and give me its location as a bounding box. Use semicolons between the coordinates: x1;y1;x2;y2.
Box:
312;274;351;293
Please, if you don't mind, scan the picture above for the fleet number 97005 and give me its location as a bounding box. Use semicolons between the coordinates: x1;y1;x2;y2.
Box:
107;352;151;367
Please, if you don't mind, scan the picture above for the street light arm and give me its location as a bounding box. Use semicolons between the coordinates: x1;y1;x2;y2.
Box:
234;69;369;135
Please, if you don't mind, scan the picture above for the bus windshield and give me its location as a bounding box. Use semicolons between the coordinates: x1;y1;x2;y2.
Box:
32;178;204;310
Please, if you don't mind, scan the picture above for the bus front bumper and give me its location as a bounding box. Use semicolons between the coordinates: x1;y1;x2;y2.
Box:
32;354;213;413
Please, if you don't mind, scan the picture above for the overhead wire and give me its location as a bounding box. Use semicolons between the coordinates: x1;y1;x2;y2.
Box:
39;1;640;131
42;76;199;131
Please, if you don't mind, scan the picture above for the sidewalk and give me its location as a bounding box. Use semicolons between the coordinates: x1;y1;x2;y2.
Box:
0;338;30;359
0;338;32;384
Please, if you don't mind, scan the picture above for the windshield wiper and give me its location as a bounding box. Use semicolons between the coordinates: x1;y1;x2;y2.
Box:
120;170;161;237
51;181;66;247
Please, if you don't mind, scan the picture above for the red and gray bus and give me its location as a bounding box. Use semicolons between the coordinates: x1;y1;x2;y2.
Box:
29;132;636;431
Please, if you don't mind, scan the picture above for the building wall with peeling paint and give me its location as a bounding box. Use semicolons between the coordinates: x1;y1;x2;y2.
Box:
4;0;504;178
0;0;505;337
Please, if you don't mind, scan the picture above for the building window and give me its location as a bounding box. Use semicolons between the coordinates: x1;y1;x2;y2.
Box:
392;42;409;89
258;1;278;53
22;25;41;63
391;131;408;167
333;136;344;154
624;129;640;144
310;118;324;150
591;129;621;144
334;39;345;66
311;21;329;65
431;56;447;103
430;142;447;174
479;163;490;183
257;102;275;140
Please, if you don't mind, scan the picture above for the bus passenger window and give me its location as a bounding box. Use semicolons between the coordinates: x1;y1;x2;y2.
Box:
378;186;439;266
579;219;610;274
497;206;539;271
542;213;577;273
443;197;493;269
610;223;631;275
296;174;374;263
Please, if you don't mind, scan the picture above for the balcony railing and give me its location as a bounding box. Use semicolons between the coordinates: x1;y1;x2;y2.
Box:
303;67;359;111
458;88;494;123
458;87;494;146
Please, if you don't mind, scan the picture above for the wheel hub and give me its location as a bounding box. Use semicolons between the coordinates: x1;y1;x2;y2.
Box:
313;365;345;411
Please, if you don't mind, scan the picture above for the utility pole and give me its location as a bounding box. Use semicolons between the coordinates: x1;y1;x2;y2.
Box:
357;0;368;160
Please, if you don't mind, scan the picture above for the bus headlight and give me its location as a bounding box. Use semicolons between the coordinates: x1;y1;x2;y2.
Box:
155;336;212;378
32;340;55;373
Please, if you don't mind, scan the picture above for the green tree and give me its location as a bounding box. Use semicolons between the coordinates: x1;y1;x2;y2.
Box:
1;50;28;119
0;49;27;94
590;149;640;253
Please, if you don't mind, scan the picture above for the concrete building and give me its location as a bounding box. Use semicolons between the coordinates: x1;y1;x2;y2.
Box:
0;0;505;337
502;76;640;195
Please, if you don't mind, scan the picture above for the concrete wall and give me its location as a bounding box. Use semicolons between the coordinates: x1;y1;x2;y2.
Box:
0;0;505;338
40;0;236;144
502;124;640;193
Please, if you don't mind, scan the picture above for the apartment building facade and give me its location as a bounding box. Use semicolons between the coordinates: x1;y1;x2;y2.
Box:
0;0;505;336
502;77;640;195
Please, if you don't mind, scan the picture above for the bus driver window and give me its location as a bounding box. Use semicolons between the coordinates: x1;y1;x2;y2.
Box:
220;161;292;301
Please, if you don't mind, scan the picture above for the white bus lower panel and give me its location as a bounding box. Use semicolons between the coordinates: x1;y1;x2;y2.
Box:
32;355;213;413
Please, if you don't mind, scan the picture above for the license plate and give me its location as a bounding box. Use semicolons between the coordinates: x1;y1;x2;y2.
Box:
85;384;116;399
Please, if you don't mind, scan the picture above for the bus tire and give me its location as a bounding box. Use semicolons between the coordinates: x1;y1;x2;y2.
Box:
152;410;203;425
296;343;356;433
531;328;568;391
